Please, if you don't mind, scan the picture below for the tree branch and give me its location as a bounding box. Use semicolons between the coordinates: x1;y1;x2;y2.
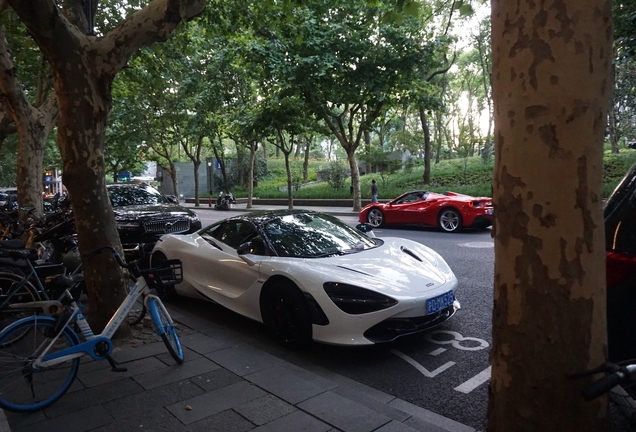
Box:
98;0;206;74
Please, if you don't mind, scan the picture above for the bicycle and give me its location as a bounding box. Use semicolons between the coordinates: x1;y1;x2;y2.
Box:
572;361;636;428
0;245;184;412
0;238;146;328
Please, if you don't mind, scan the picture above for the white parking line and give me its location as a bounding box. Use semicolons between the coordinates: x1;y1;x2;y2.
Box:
391;350;455;378
429;348;447;356
454;366;492;394
458;242;493;248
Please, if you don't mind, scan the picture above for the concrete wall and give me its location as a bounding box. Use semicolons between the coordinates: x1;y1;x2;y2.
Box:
156;162;209;199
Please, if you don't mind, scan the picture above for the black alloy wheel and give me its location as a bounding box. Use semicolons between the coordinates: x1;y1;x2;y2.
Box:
260;280;312;350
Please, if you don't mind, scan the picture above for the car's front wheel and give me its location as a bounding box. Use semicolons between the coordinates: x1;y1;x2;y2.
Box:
367;208;384;227
438;208;462;233
260;280;312;350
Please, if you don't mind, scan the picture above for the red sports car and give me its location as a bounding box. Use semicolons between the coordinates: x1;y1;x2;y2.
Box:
358;190;493;233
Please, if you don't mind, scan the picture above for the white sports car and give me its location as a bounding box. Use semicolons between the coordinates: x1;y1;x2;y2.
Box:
151;210;460;348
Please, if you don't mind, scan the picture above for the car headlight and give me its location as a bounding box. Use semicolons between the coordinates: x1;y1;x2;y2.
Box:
323;282;398;315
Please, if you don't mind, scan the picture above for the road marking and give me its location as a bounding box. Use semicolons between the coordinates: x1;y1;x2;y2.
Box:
391;350;455;378
454;366;492;394
424;330;490;351
429;348;447;356
458;242;493;248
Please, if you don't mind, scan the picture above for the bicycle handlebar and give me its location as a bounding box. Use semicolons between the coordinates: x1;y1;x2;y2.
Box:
83;246;133;270
582;371;626;400
0;248;32;260
571;363;636;401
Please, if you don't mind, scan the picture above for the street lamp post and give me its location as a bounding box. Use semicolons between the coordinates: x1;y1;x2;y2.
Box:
207;161;213;194
207;161;212;207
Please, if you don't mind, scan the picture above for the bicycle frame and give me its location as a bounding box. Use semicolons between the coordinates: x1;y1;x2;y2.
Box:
0;262;51;309
0;255;85;312
30;273;157;368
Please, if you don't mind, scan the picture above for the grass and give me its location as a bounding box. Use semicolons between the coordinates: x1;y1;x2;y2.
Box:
233;151;636;199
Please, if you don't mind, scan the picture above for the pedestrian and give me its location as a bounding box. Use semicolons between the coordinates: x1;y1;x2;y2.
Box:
370;179;378;203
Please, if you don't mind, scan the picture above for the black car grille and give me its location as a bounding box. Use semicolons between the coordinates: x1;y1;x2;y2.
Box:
143;219;190;234
363;305;457;343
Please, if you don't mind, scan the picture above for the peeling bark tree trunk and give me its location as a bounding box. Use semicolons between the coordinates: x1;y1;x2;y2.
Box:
9;0;205;332
246;141;257;209
0;28;57;219
419;106;431;185
489;1;612;431
346;150;360;211
302;134;312;183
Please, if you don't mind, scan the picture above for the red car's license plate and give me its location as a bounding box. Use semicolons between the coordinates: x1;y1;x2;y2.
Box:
426;291;454;314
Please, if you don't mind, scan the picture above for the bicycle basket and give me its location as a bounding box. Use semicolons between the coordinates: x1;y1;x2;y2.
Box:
142;259;183;289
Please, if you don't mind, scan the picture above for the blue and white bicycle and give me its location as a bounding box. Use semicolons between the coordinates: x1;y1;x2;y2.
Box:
0;245;184;412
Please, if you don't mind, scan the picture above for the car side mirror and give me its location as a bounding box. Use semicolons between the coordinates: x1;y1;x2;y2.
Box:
237;242;256;266
355;223;376;237
164;195;178;204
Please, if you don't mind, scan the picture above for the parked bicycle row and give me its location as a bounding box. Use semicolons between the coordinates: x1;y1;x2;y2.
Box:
0;182;207;413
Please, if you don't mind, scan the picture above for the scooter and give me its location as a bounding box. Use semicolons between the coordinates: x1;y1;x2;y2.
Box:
214;192;236;210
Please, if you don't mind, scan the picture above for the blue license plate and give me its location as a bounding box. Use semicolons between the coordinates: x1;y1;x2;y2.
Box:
426;291;454;314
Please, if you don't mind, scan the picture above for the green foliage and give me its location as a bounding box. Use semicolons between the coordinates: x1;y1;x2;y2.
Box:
614;0;636;59
240;152;636;199
603;151;636;182
326;161;348;190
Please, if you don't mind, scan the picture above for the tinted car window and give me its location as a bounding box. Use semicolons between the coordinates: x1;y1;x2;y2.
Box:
263;213;376;258
108;184;169;207
204;220;257;249
605;164;636;255
395;192;426;204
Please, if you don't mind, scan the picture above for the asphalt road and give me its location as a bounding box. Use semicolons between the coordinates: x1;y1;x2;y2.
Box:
187;209;495;430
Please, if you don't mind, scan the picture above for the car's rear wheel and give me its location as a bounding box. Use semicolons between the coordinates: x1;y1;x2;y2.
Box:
438;208;462;233
260;280;312;350
367;208;384;228
150;251;178;302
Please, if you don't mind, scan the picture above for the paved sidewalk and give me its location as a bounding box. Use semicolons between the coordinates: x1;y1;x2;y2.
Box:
3;302;477;432
2;199;478;432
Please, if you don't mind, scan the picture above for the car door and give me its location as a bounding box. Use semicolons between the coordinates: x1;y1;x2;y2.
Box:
386;192;428;224
191;220;264;315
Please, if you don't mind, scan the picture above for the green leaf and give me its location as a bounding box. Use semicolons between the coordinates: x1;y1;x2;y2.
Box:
459;4;474;17
402;0;420;17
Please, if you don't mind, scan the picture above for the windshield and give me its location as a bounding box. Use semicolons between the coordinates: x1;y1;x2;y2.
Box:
262;213;377;258
108;184;169;207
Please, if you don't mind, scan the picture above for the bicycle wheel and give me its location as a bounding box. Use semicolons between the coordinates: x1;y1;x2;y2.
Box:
0;317;79;412
0;273;40;344
126;274;146;326
147;297;183;363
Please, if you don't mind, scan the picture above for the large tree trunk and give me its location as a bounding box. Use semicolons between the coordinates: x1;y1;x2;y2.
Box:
303;134;312;183
212;138;230;193
246;142;257;209
0;28;57;219
346;150;361;212
488;1;612;431
419;106;431;185
285;152;293;210
57;75;129;333
435;110;443;164
9;0;206;332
